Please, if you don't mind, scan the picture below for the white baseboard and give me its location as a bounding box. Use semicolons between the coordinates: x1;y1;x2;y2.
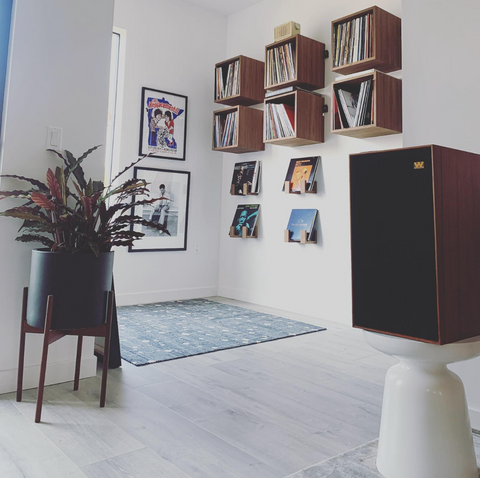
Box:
116;286;218;306
217;286;261;305
218;286;350;327
0;356;97;395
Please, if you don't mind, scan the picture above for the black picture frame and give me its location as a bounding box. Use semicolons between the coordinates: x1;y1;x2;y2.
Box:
128;167;191;252
139;87;188;161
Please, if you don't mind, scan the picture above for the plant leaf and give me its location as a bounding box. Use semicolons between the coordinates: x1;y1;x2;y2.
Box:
103;178;146;201
55;167;67;205
110;240;137;247
0;208;48;222
0;174;48;191
77;145;101;163
82;196;92;218
16;234;55;248
110;155;148;185
31;192;56;211
109;215;166;231
111;230;144;239
86;179;94;197
91;191;102;204
0;189;32;199
72;180;84;199
48;150;73;184
65;150;87;189
46;168;62;202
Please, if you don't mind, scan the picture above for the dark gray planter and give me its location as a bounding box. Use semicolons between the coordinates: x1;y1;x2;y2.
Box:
27;249;114;330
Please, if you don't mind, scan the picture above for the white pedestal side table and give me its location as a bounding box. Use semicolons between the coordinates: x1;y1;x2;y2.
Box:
364;330;480;478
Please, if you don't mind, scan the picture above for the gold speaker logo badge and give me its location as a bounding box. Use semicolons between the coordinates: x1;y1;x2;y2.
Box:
414;161;425;169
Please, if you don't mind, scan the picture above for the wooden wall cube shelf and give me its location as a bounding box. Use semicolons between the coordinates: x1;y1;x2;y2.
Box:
229;225;258;238
350;145;480;344
265;34;326;91
284;180;317;194
212;105;265;153
215;55;265;106
332;70;402;138
332;6;401;75
264;90;324;147
284;229;317;244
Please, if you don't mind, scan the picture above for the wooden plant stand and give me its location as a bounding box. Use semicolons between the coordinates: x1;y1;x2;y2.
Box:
16;287;114;423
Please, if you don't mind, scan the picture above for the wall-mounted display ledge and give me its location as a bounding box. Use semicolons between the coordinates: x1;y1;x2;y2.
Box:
284;180;317;194
332;70;401;138
230;183;259;196
215;55;265;106
332;6;401;76
284;229;316;244
264;90;324;147
229;226;258;238
213;105;264;153
265;34;326;91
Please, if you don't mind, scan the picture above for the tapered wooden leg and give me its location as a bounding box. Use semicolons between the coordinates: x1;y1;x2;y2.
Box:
16;288;29;402
35;295;54;423
100;291;114;408
74;335;83;391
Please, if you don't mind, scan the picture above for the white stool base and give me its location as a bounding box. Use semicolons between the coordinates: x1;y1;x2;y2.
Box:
364;331;480;478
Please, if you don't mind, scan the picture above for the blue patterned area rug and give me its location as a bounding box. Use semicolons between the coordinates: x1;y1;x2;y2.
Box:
117;298;326;366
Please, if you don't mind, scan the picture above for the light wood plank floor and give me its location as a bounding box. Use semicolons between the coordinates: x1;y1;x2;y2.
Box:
0;297;396;478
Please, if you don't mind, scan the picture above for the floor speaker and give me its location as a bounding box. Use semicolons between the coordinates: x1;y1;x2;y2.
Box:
350;145;480;344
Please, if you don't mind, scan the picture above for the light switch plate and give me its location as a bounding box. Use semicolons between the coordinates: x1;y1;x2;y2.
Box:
46;126;63;150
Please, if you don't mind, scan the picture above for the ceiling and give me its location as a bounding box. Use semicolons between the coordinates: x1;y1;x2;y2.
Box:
184;0;265;16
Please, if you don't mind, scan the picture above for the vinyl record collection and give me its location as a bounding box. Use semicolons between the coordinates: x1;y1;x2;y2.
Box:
264;102;295;140
266;42;296;87
333;12;373;68
334;78;373;129
215;60;240;100
213;111;238;148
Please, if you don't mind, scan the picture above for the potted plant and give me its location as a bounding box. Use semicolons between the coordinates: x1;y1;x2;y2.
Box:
0;145;162;330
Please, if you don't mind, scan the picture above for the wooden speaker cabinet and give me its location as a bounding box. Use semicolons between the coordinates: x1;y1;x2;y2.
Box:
350;145;480;344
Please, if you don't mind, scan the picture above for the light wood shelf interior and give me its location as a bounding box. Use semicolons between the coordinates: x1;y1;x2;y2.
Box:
264;90;324;147
265;34;326;91
331;6;401;76
215;55;265;106
213;105;264;153
332;70;402;139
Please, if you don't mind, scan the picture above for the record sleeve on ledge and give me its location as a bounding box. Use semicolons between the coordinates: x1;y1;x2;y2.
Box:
231;161;261;194
283;157;319;192
230;204;260;236
286;208;317;241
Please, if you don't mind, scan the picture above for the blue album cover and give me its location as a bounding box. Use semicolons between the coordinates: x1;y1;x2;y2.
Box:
231;204;260;236
286;209;317;241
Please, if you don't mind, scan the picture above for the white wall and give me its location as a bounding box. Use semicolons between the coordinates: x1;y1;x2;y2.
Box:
402;0;480;428
0;0;114;393
112;0;227;306
217;0;402;325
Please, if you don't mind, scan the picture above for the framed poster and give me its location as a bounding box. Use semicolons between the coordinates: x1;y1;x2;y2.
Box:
129;167;190;252
139;87;188;160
